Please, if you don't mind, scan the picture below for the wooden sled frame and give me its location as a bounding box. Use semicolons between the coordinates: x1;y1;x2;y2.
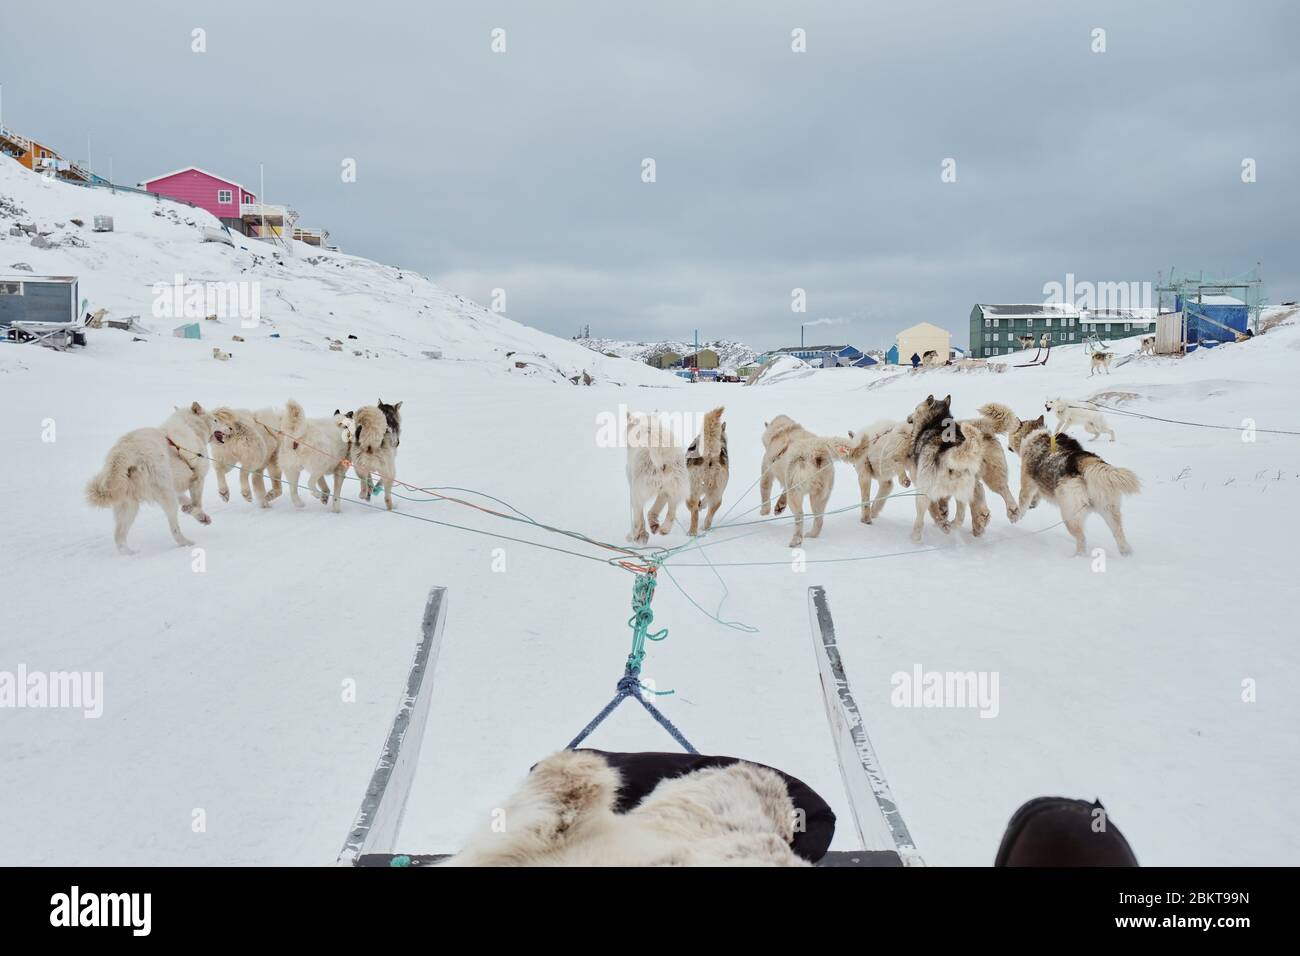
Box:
340;584;921;867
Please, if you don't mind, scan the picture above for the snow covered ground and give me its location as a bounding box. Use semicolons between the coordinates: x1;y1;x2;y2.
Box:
1;160;1297;866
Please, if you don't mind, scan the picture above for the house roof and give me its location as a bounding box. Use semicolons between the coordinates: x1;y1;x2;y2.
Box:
975;303;1080;319
139;166;254;195
772;344;855;354
896;322;952;337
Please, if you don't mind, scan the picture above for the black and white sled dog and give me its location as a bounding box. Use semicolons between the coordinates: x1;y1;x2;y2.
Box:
349;398;402;511
1006;411;1140;556
906;394;991;542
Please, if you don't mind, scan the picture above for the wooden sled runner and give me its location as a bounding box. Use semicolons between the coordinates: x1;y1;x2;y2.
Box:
339;584;922;867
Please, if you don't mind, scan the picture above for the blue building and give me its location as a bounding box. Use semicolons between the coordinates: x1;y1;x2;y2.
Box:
768;344;864;368
885;345;899;365
1176;294;1248;349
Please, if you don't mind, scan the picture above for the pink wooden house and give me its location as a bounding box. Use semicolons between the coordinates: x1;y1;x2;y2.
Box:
139;167;256;231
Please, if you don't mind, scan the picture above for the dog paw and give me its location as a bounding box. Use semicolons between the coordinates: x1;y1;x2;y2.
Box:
900;476;912;488
116;545;137;556
788;537;803;549
219;490;229;502
176;537;195;548
1006;507;1021;523
860;514;872;524
759;505;771;516
241;491;252;502
181;503;194;513
259;500;272;509
195;513;212;525
1119;545;1133;556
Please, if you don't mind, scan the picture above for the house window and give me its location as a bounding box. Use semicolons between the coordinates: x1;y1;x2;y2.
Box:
1045;317;1052;327
1069;332;1075;341
992;333;999;342
1026;318;1032;328
1104;323;1111;332
993;318;999;327
217;189;233;204
1124;323;1131;331
243;193;253;203
984;318;990;328
0;281;23;295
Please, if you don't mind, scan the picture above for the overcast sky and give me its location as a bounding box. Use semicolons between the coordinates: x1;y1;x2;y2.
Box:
3;0;1296;350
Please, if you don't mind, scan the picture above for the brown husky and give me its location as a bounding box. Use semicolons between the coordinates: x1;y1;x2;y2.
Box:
685;406;729;535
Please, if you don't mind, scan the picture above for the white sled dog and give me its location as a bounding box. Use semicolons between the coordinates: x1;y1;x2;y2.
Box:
1138;335;1156;355
1007;411;1140;556
209;406;283;507
685;406;729;535
442;749;807;867
759;415;851;548
906;395;990;542
625;411;689;544
349;399;402;511
1089;351;1114;376
85;401;217;554
278;399;352;512
840;419;913;524
1045;397;1115;442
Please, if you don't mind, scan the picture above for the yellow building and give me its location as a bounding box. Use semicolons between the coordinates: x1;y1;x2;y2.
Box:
895;322;952;365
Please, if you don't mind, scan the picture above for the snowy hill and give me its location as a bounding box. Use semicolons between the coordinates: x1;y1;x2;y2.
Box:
2;152;1298;869
576;336;759;370
0;160;675;387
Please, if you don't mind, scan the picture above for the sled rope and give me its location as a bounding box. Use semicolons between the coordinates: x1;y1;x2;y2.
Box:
566;565;699;754
1088;403;1300;436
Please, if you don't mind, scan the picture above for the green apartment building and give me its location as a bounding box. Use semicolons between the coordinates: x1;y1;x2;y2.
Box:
969;304;1157;358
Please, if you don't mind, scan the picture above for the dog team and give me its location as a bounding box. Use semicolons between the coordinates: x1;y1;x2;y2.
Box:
628;395;1136;557
86;398;402;554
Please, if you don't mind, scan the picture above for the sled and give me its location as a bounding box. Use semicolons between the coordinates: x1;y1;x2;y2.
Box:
1013;343;1050;367
339;584;921;867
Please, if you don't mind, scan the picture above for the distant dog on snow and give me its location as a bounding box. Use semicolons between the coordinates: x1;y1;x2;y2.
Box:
1045;398;1115;442
625;411;689;543
211;347;232;362
685;406;729;535
840;419;913;524
1138;335;1155;355
1007;412;1140;556
759;415;851;548
278;399;351;512
85;401;217;554
209;406;283;507
350;399;402;511
1089;351;1114;376
441;749;807;867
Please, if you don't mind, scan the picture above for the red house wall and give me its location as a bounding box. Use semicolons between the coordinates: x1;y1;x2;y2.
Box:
142;169;254;221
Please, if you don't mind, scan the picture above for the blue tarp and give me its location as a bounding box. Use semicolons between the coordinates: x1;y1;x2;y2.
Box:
1176;296;1247;350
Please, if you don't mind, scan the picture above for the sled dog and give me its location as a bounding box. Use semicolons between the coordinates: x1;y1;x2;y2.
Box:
625;411;689;544
759;415;850;548
840;419;913;524
1007;412;1140;556
350;399;402;511
1045;398;1115;442
1138;335;1156;355
442;749;807;867
85;402;217;554
685;406;729;535
278;399;351;512
209;406;283;507
1089;351;1114;376
906;395;989;542
931;401;1022;530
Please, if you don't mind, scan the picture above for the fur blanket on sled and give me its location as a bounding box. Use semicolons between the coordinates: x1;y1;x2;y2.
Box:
441;749;811;867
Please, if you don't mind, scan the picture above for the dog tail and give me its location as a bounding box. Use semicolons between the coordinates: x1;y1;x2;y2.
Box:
1081;457;1141;498
355;406;386;454
85;450;139;508
283;398;306;435
976;402;1019;435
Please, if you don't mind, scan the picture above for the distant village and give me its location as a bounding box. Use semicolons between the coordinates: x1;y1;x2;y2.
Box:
0;122;333;249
